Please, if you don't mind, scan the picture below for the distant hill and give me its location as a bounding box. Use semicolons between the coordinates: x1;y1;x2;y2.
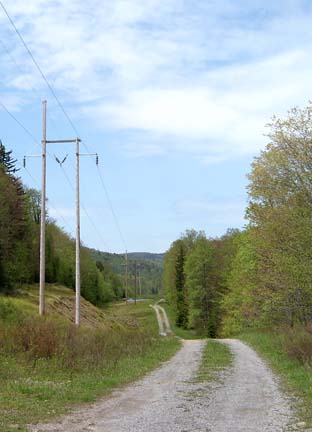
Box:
87;249;164;297
127;252;165;263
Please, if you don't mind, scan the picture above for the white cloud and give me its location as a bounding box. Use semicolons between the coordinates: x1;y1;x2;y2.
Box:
1;0;312;162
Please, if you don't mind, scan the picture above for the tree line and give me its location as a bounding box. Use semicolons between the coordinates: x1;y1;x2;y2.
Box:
164;104;312;336
0;141;123;305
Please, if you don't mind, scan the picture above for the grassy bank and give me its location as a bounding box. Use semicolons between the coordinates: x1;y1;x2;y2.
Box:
0;286;180;432
239;330;312;426
197;340;233;382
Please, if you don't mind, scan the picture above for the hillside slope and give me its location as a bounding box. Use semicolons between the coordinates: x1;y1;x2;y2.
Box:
0;285;180;432
89;249;164;296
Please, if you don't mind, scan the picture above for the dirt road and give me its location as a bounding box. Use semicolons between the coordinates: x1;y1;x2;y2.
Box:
151;303;171;335
30;339;302;432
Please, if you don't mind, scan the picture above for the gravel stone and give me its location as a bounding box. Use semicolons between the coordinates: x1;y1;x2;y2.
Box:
29;339;301;432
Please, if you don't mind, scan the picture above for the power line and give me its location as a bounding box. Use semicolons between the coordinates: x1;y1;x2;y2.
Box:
0;100;39;146
0;3;128;252
0;0;79;137
0;37;62;136
0;99;111;251
59;165;111;252
96;164;127;251
23;165;74;234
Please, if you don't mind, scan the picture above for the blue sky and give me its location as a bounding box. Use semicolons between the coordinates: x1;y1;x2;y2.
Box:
1;0;312;253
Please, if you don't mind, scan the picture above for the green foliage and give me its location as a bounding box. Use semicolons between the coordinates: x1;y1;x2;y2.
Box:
175;240;188;328
221;230;258;335
222;104;312;334
0;295;180;432
0;140;19;176
90;249;164;297
0;143;122;306
185;237;216;336
164;229;240;336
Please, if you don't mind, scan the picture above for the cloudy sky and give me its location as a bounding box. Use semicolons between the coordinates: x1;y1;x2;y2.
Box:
1;0;312;252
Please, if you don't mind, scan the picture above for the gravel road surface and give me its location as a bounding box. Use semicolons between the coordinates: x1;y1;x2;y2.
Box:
30;339;301;432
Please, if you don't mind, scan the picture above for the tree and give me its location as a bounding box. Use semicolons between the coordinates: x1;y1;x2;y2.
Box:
175;240;188;328
25;188;41;224
185;237;217;336
246;104;312;326
0;141;19;176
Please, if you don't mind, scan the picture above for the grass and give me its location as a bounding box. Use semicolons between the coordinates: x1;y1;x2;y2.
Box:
239;330;312;427
0;286;181;432
161;302;203;339
197;339;233;382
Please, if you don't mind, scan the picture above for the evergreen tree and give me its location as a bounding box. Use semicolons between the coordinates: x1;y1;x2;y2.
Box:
175;240;188;328
0;141;19;175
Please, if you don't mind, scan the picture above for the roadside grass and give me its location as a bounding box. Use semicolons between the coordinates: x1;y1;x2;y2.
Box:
161;303;202;339
0;288;180;432
239;330;312;427
197;339;233;382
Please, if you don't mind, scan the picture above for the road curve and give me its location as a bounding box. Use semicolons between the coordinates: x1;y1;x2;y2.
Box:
151;303;171;335
30;339;300;432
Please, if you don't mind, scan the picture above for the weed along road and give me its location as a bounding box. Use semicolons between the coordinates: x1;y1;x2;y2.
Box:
30;338;303;432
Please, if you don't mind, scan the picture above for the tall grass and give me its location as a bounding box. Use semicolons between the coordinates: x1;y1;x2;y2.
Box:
0;296;180;432
1;316;151;369
282;324;312;367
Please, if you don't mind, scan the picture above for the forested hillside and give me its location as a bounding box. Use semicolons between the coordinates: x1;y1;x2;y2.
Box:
0;141;123;305
89;249;163;296
164;105;312;356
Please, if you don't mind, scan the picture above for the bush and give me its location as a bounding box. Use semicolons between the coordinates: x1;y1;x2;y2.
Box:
0;310;152;370
282;325;312;367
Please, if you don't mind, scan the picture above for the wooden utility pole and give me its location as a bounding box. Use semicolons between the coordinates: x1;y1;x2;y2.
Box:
36;100;92;324
125;250;128;304
39;100;47;315
138;265;142;297
134;261;137;305
75;138;81;326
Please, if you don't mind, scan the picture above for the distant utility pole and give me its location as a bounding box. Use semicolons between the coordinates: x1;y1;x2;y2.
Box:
125;250;128;304
134;261;137;305
34;100;98;325
138;264;142;297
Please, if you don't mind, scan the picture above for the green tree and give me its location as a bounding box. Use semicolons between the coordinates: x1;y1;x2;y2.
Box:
0;141;19;176
246;104;312;326
175;240;188;328
185;237;217;336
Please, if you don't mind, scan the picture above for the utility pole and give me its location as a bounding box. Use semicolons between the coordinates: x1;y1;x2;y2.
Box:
138;265;142;297
75;138;81;326
125;250;128;304
134;261;137;305
39;100;47;315
25;101;98;323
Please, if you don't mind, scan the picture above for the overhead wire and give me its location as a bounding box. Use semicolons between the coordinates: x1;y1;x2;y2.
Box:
96;164;127;251
0;2;128;253
0;99;111;250
0;0;79;137
0;37;62;136
59;164;111;252
23;165;74;233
